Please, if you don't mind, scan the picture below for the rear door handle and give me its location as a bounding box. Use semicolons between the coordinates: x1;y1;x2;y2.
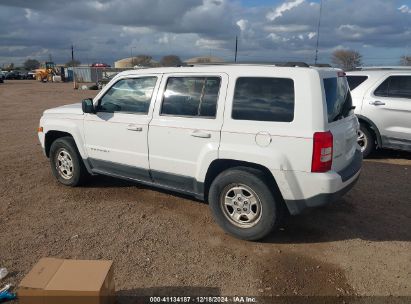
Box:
190;130;211;138
370;100;386;106
127;125;143;132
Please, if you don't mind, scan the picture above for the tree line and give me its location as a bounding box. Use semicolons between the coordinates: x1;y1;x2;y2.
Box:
331;49;411;70
7;52;411;72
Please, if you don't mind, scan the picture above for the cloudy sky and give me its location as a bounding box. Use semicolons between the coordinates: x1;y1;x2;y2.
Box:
0;0;410;67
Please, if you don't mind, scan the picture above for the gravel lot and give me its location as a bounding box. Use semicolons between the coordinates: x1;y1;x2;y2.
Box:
0;80;410;299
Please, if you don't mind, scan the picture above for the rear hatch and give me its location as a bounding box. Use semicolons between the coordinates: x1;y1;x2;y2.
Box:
323;73;359;172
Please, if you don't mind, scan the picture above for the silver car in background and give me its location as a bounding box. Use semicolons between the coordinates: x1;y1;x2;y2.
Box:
347;67;411;157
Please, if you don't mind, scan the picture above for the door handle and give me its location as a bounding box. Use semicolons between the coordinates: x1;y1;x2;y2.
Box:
370;100;386;106
190;130;211;138
127;125;143;132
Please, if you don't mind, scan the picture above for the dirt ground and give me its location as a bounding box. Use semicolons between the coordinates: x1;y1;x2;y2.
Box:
0;80;410;300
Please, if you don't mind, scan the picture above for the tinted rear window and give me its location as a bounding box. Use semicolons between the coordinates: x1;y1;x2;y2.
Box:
232;77;294;122
347;75;368;90
323;77;353;123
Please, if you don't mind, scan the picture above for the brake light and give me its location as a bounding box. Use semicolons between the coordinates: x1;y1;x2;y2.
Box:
337;71;346;77
311;131;333;172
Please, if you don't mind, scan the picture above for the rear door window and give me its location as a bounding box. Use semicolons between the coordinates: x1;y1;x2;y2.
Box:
161;77;221;118
375;76;411;99
323;77;353;123
347;75;368;90
232;77;295;122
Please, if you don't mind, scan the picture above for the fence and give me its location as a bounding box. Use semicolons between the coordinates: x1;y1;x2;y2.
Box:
65;67;131;83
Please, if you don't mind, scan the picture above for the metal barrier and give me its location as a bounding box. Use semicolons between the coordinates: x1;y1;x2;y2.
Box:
65;67;131;83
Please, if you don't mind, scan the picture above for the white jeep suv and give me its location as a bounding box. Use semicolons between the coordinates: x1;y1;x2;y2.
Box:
38;64;362;240
347;67;411;157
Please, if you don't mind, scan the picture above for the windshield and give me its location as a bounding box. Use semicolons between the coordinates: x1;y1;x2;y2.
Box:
323;77;353;123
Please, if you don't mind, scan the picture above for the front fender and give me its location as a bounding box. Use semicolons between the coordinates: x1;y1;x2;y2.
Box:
40;115;87;159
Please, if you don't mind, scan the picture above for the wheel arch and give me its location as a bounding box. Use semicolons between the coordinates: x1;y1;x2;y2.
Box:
356;114;382;147
203;159;287;212
45;131;73;157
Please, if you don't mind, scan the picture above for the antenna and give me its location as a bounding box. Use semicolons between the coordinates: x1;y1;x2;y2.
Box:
235;36;238;62
314;0;323;65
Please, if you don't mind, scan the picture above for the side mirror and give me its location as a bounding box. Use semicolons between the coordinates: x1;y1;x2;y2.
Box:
82;98;95;114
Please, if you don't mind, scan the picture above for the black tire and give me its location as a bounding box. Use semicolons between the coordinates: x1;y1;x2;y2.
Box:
49;137;88;186
208;167;283;241
358;124;375;158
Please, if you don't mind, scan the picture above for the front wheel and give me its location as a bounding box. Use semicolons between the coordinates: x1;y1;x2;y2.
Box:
208;167;282;241
49;137;88;186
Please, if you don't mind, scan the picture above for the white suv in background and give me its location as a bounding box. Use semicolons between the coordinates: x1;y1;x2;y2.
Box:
347;67;411;157
38;64;362;240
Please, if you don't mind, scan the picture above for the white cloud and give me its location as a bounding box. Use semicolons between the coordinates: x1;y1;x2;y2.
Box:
264;24;309;33
24;8;38;20
398;5;411;13
195;38;224;49
267;33;289;42
266;0;305;21
308;32;316;39
121;26;153;35
337;24;377;40
89;1;110;11
236;19;248;32
158;35;169;45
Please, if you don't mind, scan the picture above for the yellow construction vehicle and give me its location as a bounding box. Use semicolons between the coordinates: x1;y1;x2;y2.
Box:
35;62;56;82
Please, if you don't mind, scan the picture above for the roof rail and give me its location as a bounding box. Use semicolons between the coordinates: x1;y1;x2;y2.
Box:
312;63;332;67
282;62;310;67
356;66;411;70
190;61;310;67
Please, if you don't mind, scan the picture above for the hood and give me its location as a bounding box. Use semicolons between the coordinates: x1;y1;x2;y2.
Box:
43;103;83;115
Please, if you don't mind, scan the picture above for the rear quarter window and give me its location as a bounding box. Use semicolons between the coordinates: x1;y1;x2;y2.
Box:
323;77;353;123
232;77;295;122
347;75;368;90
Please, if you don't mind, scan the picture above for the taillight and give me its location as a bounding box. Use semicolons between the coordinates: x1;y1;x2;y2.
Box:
311;131;333;173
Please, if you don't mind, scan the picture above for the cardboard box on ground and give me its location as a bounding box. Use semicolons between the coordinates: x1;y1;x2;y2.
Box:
18;258;115;304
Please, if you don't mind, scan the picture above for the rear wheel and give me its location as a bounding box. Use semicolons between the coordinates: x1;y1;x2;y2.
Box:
357;124;375;158
49;137;88;186
208;167;282;241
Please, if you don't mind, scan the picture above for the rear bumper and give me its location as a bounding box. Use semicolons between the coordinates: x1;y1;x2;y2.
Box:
284;149;362;215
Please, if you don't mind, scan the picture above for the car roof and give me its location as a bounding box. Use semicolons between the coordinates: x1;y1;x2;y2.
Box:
347;70;411;76
116;64;341;77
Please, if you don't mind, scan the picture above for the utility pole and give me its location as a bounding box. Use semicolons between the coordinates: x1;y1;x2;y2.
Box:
235;36;238;62
71;44;76;89
71;45;74;63
314;0;323;65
